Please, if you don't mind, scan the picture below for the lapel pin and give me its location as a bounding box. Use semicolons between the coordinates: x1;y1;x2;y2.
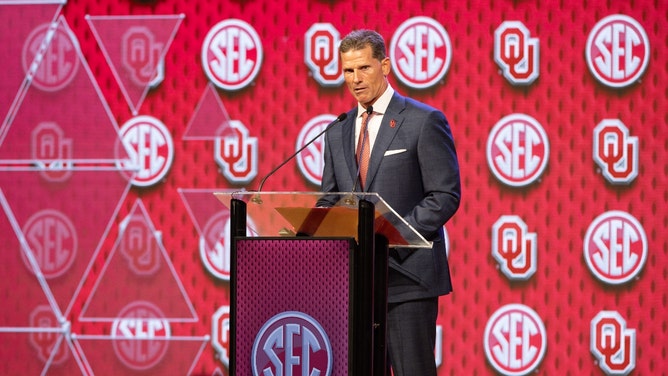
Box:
390;119;396;128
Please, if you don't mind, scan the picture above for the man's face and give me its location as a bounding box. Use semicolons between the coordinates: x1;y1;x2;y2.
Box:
341;45;390;108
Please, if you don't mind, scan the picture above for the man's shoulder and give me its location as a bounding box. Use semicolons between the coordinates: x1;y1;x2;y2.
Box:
392;93;440;114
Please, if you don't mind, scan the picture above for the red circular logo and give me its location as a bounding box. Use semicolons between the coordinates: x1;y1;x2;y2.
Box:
116;115;174;187
390;17;451;89
21;209;77;279
111;301;171;371
484;304;547;376
22;21;80;92
202;19;263;90
296;114;337;186
252;311;332;376
486;114;549;187
584;210;647;285
199;211;257;281
586;15;649;88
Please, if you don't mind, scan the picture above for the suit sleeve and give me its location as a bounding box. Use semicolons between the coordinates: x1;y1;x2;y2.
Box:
405;109;461;240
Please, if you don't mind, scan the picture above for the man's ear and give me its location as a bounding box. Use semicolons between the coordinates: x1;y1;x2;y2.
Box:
381;57;391;76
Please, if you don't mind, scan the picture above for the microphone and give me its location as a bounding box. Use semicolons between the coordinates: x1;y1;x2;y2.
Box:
351;105;373;193
256;112;348;193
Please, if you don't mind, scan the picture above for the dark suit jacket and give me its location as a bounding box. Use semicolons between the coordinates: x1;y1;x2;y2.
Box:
321;91;461;303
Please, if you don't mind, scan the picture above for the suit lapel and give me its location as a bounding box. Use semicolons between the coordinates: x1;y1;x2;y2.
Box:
365;94;406;190
342;109;359;184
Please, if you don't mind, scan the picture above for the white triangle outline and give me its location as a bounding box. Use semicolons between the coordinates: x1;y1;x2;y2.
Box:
79;198;198;323
0;15;133;168
0;1;64;142
85;14;185;116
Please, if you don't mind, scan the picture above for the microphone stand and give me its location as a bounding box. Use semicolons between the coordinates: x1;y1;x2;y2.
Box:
252;112;348;204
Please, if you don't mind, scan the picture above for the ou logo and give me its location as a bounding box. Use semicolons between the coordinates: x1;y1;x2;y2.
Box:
304;23;343;87
494;21;539;85
29;305;68;365
491;215;537;281
252;311;333;376
590;311;636;375
31;122;73;182
211;305;231;367
593;119;638;185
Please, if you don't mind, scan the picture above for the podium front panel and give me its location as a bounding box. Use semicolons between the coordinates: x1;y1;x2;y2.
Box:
234;237;353;376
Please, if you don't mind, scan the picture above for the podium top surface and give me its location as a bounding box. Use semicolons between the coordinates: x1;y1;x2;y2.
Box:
214;191;432;249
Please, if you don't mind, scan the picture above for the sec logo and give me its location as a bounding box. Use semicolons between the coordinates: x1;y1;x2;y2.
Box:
199;211;233;281
484;304;547;376
586;14;649;88
117;115;175;187
252;311;333;376
390;16;451;89
200;211;257;281
22;19;80;92
583;210;647;285
111;301;171;371
296;114;337;186
21;209;77;279
202;19;263;91
486;114;549;187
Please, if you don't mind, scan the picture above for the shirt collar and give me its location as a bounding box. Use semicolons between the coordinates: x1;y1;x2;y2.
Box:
357;85;395;117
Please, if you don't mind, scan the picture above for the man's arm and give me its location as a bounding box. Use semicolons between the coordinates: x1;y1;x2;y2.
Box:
405;109;461;240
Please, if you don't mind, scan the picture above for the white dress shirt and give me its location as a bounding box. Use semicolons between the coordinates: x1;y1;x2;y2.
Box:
355;85;395;152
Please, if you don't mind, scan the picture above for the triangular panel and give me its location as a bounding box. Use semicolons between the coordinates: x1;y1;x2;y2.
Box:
0;0;63;131
0;15;131;167
79;199;198;322
0;170;132;319
183;83;234;140
86;14;185;115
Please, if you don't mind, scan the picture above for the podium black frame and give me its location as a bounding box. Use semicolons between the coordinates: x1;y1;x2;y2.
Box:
216;191;431;376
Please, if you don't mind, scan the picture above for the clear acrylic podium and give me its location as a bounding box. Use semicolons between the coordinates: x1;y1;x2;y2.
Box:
214;191;431;376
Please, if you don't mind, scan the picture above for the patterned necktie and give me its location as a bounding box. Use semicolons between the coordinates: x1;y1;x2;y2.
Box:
356;111;372;190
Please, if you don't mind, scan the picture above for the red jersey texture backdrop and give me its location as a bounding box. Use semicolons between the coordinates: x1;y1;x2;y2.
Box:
0;0;665;375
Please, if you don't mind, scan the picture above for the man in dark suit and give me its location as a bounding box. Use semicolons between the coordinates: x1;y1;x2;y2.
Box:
320;29;461;375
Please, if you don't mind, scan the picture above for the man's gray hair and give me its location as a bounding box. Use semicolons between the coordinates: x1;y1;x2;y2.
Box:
339;29;387;60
